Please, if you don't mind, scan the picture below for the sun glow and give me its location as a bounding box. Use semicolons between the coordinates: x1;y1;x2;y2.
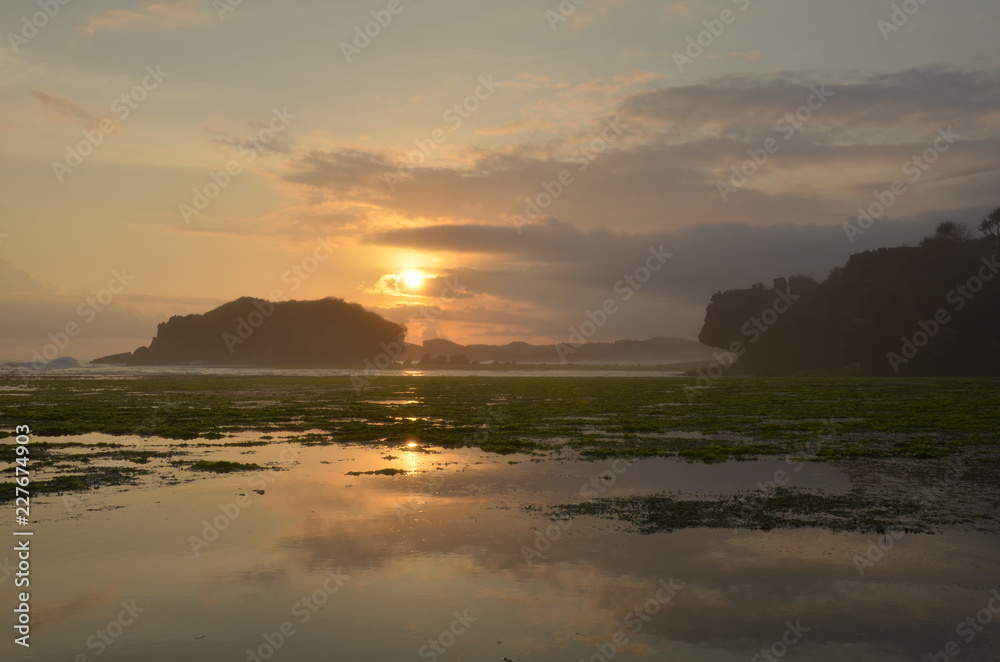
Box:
403;270;426;290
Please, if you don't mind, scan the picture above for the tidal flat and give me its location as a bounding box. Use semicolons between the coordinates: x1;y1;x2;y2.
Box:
1;375;999;661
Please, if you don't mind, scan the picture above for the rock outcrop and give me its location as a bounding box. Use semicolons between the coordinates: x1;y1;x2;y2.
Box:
698;238;1000;375
93;297;405;366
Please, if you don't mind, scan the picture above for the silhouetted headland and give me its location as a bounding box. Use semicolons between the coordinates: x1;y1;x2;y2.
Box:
94;297;405;366
698;220;1000;376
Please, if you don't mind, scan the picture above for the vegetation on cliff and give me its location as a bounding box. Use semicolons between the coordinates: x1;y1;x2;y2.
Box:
698;211;1000;375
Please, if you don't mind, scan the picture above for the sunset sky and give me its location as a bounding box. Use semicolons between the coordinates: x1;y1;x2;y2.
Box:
1;0;998;360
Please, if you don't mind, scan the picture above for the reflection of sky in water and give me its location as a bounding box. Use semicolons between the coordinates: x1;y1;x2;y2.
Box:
14;442;1000;661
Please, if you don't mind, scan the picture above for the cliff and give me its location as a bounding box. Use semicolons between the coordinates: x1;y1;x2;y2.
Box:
698;237;1000;376
93;297;406;366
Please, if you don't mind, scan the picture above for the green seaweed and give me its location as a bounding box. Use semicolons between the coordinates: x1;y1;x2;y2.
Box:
1;375;997;463
345;468;407;476
545;486;987;534
0;466;149;503
188;460;265;473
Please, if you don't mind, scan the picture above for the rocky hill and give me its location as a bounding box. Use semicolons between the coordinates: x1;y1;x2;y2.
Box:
93;297;406;366
698;230;1000;376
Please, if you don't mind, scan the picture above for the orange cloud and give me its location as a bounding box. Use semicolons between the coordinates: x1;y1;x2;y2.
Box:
79;0;212;34
475;118;554;137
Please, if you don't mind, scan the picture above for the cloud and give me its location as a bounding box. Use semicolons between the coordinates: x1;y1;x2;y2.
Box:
270;66;1000;342
474;118;555;137
79;0;212;34
574;70;663;94
621;68;1000;141
278;68;999;244
0;259;57;295
206;117;296;158
0;260;172;359
31;90;96;127
356;212;979;341
368;272;474;300
662;1;693;18
364;217;938;298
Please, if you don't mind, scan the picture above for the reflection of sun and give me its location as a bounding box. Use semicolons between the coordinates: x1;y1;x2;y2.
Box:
403;271;425;290
403;440;422;473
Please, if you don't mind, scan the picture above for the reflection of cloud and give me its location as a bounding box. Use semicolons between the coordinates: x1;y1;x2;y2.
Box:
79;0;212;34
265;455;998;660
34;586;118;629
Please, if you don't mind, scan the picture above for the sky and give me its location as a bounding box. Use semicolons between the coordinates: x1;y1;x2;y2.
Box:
1;0;999;361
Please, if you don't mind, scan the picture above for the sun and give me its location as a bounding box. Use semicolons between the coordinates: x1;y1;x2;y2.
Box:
402;270;426;290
